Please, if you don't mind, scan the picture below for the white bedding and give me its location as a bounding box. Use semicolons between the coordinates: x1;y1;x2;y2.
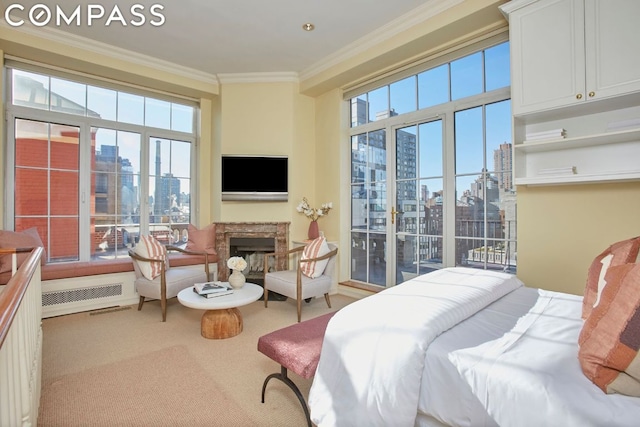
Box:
448;289;640;426
308;267;523;427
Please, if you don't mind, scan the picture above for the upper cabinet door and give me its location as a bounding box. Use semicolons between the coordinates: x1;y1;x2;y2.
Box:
504;0;640;117
504;0;585;116
585;0;640;101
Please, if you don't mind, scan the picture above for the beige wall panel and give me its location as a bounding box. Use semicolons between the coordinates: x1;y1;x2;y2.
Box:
517;182;640;295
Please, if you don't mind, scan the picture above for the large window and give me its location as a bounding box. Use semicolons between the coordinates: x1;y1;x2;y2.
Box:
6;67;197;263
349;39;514;286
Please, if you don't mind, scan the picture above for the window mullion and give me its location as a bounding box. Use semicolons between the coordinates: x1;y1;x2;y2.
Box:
79;123;92;262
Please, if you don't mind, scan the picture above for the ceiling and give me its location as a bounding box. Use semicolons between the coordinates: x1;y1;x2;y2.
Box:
1;0;443;78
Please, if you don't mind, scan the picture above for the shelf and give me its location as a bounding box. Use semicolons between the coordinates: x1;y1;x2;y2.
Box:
515;128;640;153
515;170;640;186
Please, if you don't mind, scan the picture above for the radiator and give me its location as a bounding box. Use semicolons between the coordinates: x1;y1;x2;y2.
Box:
42;283;123;306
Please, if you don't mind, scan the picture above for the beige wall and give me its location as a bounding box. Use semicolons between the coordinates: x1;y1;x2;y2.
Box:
216;81;317;242
517;182;640;295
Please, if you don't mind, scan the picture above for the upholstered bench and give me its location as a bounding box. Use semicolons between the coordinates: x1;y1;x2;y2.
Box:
258;311;336;427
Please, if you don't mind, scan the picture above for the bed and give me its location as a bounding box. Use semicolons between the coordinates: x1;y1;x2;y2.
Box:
307;266;640;426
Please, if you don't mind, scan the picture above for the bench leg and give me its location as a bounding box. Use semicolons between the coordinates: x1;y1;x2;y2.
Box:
261;366;311;427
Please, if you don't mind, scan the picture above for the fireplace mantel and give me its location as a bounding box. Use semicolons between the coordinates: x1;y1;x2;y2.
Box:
215;222;290;281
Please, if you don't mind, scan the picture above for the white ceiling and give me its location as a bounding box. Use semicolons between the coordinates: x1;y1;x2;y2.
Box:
2;0;442;77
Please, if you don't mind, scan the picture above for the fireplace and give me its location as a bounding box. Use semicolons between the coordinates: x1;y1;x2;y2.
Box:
229;237;275;284
215;222;290;281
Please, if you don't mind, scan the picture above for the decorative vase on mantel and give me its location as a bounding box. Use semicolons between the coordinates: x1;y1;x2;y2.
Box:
228;269;246;289
308;220;320;240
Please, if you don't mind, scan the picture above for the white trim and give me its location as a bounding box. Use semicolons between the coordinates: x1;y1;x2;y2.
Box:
0;21;220;88
217;72;299;85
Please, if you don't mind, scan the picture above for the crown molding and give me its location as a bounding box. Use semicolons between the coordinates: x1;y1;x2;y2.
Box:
217;72;299;85
0;21;220;87
299;0;463;82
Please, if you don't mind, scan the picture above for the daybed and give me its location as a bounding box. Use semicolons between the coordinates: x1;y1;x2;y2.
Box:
308;265;640;426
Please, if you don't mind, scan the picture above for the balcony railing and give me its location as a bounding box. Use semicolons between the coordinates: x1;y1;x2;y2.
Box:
0;247;43;426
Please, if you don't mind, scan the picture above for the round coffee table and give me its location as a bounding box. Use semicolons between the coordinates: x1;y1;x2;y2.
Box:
177;282;263;339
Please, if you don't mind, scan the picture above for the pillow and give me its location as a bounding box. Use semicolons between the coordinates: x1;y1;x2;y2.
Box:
135;235;167;280
582;236;640;319
185;223;217;256
300;236;331;279
578;263;640;396
0;228;46;273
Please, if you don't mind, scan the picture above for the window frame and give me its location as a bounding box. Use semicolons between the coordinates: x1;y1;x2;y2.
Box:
4;65;199;263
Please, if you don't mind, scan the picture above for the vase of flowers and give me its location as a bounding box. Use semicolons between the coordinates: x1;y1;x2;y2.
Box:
297;197;332;240
227;256;248;289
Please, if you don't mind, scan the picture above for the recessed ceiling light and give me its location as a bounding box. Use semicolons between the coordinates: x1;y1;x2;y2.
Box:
302;23;315;31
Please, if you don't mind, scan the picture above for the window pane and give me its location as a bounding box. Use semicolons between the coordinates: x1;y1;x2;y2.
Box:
455;106;483;174
145;98;171;129
50;217;79;262
87;86;117;121
351;96;368;127
117;92;144;125
51;124;80;170
368;129;386;183
351;231;367;282
50;77;86;116
486;100;512;174
397;234;417;281
369;233;386;286
397;125;417;180
485;42;511;91
171;104;194;133
369;182;386;232
390;76;416;115
51;171;78;215
418;64;449;109
451;52;483;100
15;119;47;168
351;134;367;183
368;86;388;122
351;183;367;230
418;121;443;177
15;168;48;215
12;70;49;110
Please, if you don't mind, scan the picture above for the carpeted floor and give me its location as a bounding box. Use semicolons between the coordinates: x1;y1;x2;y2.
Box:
38;293;357;426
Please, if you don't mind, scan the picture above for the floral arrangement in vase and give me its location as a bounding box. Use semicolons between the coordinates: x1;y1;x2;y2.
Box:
227;256;247;271
227;256;248;289
296;197;333;240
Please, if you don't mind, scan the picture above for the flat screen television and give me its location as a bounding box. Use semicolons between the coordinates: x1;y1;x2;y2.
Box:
221;155;288;201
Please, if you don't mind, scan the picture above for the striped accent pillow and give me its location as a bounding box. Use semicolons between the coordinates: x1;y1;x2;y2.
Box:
135;235;167;280
582;236;640;319
300;236;330;279
579;263;640;396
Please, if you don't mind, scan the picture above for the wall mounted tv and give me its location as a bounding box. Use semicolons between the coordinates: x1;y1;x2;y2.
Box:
221;155;288;201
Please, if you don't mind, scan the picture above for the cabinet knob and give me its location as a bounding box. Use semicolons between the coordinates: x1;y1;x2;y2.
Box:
576;93;583;100
589;91;595;98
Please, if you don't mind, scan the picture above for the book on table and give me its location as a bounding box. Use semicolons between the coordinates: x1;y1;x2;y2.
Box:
194;281;232;295
192;287;234;298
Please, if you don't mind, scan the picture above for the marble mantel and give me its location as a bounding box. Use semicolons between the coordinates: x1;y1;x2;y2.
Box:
215;222;290;281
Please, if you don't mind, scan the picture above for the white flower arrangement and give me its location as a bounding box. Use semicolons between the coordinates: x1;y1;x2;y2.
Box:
227;256;248;271
296;197;333;221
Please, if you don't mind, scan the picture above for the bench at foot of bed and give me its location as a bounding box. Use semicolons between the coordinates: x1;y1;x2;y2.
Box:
257;312;336;427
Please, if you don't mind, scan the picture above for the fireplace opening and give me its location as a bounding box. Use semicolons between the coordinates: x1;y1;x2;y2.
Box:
229;237;274;281
228;237;285;300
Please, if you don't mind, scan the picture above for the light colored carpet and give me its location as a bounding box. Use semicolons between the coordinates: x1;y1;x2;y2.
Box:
38;294;356;426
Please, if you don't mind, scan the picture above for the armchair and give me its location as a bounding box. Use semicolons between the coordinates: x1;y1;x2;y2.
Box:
129;244;210;321
263;242;338;322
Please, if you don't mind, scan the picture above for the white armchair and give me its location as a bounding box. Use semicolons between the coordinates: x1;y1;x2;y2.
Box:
263;242;338;322
129;244;210;322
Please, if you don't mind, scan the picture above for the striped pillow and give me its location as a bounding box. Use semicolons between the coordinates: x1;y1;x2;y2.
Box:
300;236;330;279
579;263;640;396
582;236;640;319
135;235;167;280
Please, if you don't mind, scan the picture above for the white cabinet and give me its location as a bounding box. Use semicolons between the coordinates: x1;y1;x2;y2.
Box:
501;0;640;185
503;0;640;116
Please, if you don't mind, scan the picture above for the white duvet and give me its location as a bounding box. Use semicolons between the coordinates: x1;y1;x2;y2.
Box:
308;267;523;427
448;289;640;427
